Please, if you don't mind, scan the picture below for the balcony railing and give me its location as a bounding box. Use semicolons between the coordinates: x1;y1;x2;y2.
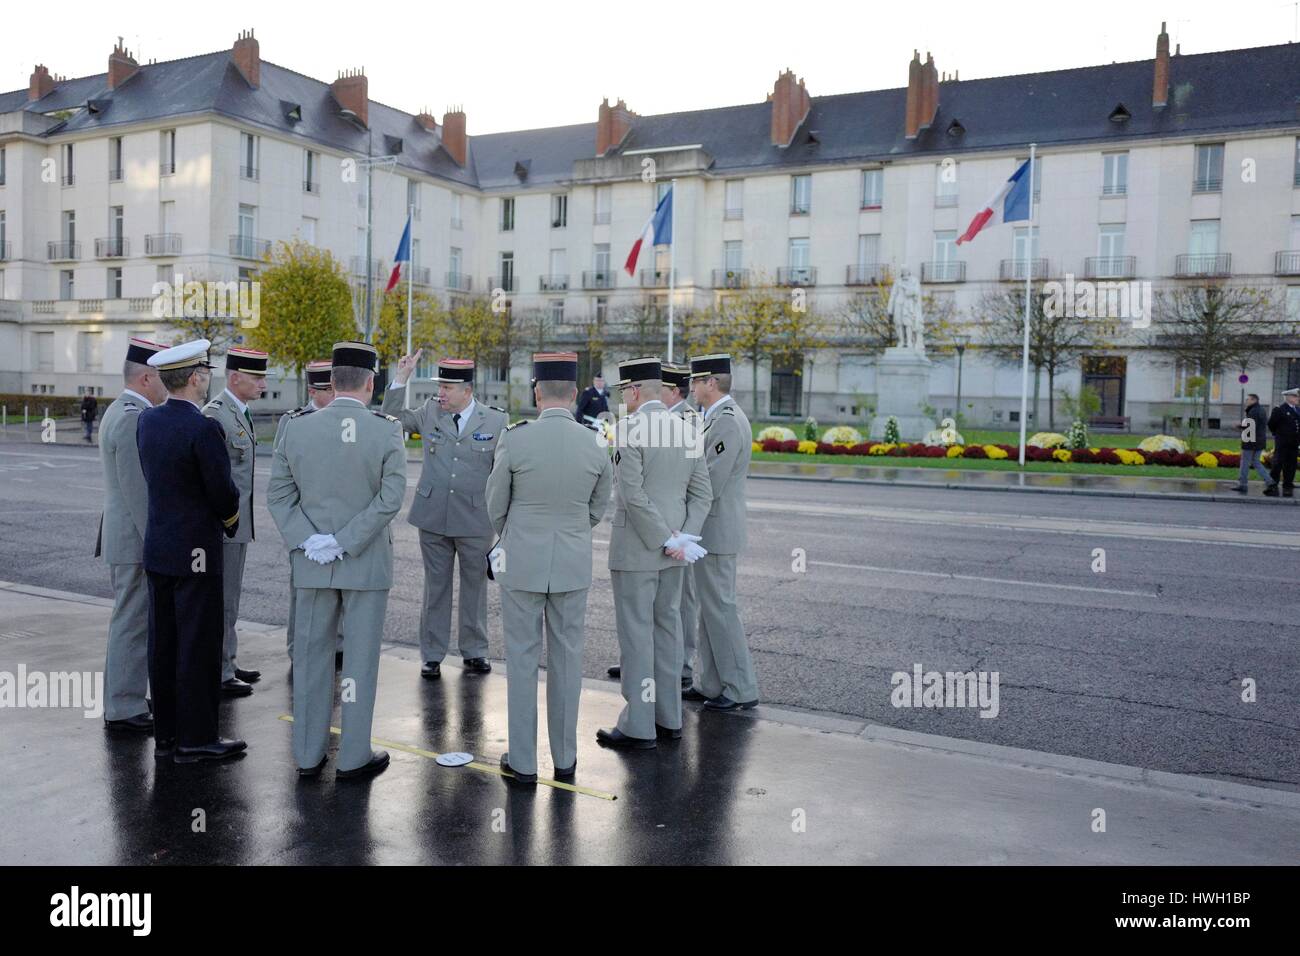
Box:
109;167;124;183
1192;176;1222;193
640;269;676;288
61;172;75;186
789;202;810;216
79;299;103;313
921;260;965;283
445;271;472;292
1275;251;1300;276
489;275;517;293
999;258;1049;281
845;263;887;286
0;241;12;261
230;235;270;259
724;207;744;221
1084;256;1136;279
934;193;958;207
777;266;817;287
240;165;258;181
303;179;320;194
145;233;181;256
582;270;614;290
160;161;176;176
411;266;432;286
713;269;750;289
95;237;129;258
1174;253;1231;277
1101;182;1126;197
350;256;385;279
47;240;81;261
539;274;569;292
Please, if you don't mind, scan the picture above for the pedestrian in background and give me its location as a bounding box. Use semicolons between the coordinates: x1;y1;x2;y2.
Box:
1236;393;1276;495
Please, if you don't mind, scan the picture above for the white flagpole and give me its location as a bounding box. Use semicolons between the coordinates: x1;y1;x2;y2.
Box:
1017;144;1036;467
667;179;677;363
405;207;413;412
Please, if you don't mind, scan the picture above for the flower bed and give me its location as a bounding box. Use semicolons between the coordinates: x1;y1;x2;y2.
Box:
753;436;1245;470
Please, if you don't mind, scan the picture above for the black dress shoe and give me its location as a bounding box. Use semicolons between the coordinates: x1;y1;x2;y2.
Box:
1234;486;1248;494
154;737;176;759
421;661;441;680
1285;490;1295;498
655;723;683;740
703;695;759;712
682;686;711;702
596;727;657;750
104;713;154;733
463;657;492;674
1263;484;1280;497
553;762;576;780
174;737;247;764
680;675;693;690
607;665;621;679
234;667;261;684
337;749;389;780
221;677;253;697
297;755;328;778
499;752;536;785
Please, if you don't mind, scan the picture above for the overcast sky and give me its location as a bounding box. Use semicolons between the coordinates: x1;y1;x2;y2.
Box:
3;0;1296;134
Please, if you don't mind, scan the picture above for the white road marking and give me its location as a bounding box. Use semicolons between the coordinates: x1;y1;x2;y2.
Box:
808;560;1159;598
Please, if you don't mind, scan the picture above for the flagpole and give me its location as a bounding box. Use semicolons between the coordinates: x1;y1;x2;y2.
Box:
1017;143;1036;467
667;178;677;363
405;205;414;411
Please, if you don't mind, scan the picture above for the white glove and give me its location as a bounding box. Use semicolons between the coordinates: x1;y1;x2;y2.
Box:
300;533;343;565
663;532;703;551
681;541;708;563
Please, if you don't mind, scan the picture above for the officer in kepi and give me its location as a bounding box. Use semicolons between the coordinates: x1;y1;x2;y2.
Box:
383;351;507;680
203;346;269;697
135;339;246;764
485;352;612;784
268;341;407;780
682;353;760;711
276;360;343;666
96;337;169;733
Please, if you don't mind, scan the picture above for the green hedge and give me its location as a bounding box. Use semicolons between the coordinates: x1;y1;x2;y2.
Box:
0;393;112;419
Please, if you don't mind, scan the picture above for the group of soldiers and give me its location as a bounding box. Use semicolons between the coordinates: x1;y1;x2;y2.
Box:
96;333;760;783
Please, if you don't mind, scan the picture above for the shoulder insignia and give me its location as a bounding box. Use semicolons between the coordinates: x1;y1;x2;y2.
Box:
204;399;223;409
488;405;507;414
505;420;528;430
372;411;400;422
714;440;725;455
122;401;140;412
288;406;316;419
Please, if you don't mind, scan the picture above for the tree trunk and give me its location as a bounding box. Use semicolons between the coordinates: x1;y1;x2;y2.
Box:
1047;367;1056;430
1031;366;1042;433
751;354;761;420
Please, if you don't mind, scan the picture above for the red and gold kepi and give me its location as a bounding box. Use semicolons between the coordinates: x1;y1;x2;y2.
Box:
226;346;269;376
689;353;732;379
661;362;691;390
532;351;578;383
332;341;378;372
305;360;332;389
125;337;167;365
616;357;661;388
433;358;474;385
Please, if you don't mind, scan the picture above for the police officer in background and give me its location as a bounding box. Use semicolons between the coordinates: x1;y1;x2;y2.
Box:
96;337;168;733
203;347;269;697
383;352;507;679
136;339;245;764
486;352;612;784
276;360;342;665
268;341;407;780
607;361;700;688
597;357;712;750
682;353;760;711
1265;387;1300;497
575;373;610;425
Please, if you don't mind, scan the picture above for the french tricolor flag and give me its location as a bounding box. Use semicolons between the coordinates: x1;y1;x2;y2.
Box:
624;187;673;275
384;214;412;293
956;159;1032;245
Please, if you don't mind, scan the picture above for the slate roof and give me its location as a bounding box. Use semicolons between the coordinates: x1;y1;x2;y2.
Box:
3;41;1298;192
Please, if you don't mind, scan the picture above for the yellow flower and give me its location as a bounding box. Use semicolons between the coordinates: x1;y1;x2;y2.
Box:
869;443;895;456
1052;448;1072;462
946;445;964;458
797;440;818;454
984;445;1008;460
1194;451;1219;468
751;440;762;453
1114;449;1145;465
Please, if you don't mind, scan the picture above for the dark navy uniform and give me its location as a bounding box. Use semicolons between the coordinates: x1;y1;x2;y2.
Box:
136;397;241;747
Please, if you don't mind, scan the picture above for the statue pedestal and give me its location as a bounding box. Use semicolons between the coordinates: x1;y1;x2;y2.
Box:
870;347;936;440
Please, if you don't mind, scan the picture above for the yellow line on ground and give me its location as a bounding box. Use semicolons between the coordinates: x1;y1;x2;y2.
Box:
277;715;616;800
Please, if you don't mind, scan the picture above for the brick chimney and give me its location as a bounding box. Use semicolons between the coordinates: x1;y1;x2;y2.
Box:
332;68;368;127
108;38;139;90
905;51;940;139
441;108;467;166
1153;21;1170;109
232;29;259;89
768;69;811;147
595;98;636;155
29;64;55;102
416;109;438;133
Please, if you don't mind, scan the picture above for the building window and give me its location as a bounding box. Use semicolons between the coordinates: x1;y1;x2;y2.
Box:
790;175;811;215
594;186;611;224
108;267;123;299
240;133;258;180
1174;360;1222;401
109;137;124;182
1294;137;1300;187
1189;219;1220;257
450;192;463;229
0;210;6;258
595;297;607;323
1097;224;1126;275
299;217;316;245
0;146;6;186
593;243;610;278
1012;226;1039;262
156;264;172;286
857;234;880;268
860;168;883;209
63;210;76;244
500;197;515;231
931;230;958;280
62;143;75;186
787;238;810;283
79;331;104;372
160;129;176;176
1193;143;1224;192
407;178;421;217
724;240;743;272
724;180;744;219
551;194;568;229
935;162;959;207
303;150;319;193
1102;152;1128;196
655;181;672;205
1286;286;1300;322
498;251;514;290
549;299;564;323
770;357;803;417
34;331;54;371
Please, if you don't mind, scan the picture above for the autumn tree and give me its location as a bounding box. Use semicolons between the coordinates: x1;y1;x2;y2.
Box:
159;269;245;353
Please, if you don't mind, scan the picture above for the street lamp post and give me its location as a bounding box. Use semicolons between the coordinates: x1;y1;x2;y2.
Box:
953;333;970;423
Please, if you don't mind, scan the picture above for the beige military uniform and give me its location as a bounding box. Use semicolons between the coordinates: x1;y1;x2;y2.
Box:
484;406;613;776
382;386;507;664
95;390;153;721
203;389;257;682
668;399;702;680
608;401;712;738
267;397;407;772
691;395;759;703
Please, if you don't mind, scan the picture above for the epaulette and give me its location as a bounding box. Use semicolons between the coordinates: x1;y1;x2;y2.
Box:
204;398;223;409
373;411;400;422
488;405;507;414
122;401;140;412
288;406;316;419
505;420;528;430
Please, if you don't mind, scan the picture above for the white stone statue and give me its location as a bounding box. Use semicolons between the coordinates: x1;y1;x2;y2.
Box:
887;266;925;355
